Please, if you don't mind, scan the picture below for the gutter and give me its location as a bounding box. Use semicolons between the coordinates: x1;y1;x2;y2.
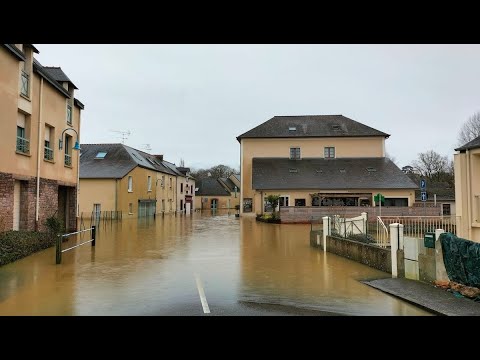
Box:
466;149;472;239
35;77;44;229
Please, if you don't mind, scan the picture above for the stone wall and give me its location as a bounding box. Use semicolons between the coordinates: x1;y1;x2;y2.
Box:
0;171;77;232
0;172;14;231
281;205;442;223
310;231;392;273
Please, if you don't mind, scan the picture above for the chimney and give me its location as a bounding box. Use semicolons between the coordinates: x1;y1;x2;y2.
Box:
154;154;163;161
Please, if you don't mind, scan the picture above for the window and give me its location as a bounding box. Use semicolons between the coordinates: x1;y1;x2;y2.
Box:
191;185;193;193
129;203;133;214
64;135;72;166
16;112;29;154
288;126;297;131
295;199;306;206
44;125;54;161
128;176;133;192
169;177;172;188
442;204;451;216
66;103;72;125
180;200;183;211
147;176;152;191
161;200;165;211
95;151;107;159
324;147;335;158
180;183;183;193
161;175;165;187
289;168;298;173
243;198;252;212
20;70;29;97
290;147;301;160
383;198;408;207
279;196;289;207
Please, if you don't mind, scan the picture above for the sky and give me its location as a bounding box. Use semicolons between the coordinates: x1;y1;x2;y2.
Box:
36;44;480;170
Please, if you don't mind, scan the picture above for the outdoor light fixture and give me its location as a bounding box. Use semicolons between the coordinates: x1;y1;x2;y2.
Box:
59;128;81;151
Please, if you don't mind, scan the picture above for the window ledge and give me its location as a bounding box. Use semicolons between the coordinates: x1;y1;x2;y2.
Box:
19;93;31;102
147;190;152;192
64;164;73;169
44;159;55;164
16;151;31;157
128;212;134;215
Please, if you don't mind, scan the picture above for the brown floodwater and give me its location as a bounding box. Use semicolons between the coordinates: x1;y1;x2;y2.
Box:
0;210;431;315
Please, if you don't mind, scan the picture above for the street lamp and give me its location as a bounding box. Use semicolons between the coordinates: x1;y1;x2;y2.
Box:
59;127;81;151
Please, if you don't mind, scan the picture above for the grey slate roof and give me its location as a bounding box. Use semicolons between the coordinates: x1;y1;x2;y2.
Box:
455;135;480;151
252;157;417;190
80;144;177;179
43;66;78;89
218;178;240;192
237;115;389;141
196;179;231;196
33;59;70;98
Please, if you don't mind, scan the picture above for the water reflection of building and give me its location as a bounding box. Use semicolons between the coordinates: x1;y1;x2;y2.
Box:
236;115;417;215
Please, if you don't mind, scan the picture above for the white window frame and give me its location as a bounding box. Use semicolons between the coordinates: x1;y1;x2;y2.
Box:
147;176;152;192
324;147;335;159
128;176;133;192
290;147;301;160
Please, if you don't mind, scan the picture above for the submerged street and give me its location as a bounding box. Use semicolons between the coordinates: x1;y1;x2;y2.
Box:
0;211;431;316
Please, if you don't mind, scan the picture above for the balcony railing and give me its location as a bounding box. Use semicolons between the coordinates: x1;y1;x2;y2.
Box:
20;71;29;97
44;146;54;161
64;153;72;166
16;136;30;154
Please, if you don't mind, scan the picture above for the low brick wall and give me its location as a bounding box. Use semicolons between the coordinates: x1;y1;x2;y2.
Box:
281;205;441;223
310;232;391;273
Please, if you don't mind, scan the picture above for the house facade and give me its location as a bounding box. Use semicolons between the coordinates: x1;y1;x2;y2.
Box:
454;136;480;242
194;174;240;210
236;115;417;216
0;44;84;232
78;144;193;218
162;163;195;213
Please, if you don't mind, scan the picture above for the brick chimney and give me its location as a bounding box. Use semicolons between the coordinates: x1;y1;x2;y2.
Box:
153;154;163;161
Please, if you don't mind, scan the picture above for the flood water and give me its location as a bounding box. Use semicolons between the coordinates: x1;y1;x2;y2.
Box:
0;210;431;315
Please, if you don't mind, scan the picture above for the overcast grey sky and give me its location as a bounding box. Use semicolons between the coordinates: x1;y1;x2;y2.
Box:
36;44;480;170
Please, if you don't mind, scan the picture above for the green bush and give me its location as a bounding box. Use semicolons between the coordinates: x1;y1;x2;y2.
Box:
45;215;64;237
345;233;375;244
0;231;55;266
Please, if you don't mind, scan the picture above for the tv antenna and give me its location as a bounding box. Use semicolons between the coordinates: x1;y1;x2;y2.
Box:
142;144;152;151
110;129;131;144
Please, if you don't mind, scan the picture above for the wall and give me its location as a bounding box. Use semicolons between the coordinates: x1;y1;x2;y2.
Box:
280;205;439;223
117;166;158;217
240;136;385;214
194;194;238;210
455;149;480;242
78;178;116;214
155;171;177;214
310;231;391;273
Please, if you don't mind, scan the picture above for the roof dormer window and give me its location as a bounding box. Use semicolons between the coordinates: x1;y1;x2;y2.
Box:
289;126;297;131
95;151;107;159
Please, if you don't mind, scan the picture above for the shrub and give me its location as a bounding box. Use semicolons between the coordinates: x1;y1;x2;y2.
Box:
0;231;55;266
45;215;64;238
345;233;375;244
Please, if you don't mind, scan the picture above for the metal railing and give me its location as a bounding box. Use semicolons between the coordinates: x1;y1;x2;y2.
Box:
56;226;96;264
64;153;72;166
79;210;123;230
20;70;29;97
375;216;389;248
44;146;54;161
16;136;30;154
377;216;456;240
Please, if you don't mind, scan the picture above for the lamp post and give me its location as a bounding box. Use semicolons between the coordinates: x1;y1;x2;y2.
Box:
59;127;81;151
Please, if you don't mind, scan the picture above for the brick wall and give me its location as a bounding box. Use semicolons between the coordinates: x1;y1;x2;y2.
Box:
0;171;77;232
0;172;14;231
281;205;442;223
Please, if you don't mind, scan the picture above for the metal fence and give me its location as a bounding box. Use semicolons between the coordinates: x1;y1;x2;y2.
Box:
377;216;456;240
79;211;122;230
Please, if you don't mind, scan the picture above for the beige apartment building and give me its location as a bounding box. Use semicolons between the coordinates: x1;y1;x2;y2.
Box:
79;144;194;218
454;136;480;242
236;115;417;215
0;44;84;232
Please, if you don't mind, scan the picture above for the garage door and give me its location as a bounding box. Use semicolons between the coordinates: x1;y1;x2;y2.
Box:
13;180;20;230
138;200;156;218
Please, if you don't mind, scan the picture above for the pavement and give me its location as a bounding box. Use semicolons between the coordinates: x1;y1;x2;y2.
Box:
362;278;480;316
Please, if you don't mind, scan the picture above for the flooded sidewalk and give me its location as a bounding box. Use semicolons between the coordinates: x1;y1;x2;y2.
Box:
0;211;431;315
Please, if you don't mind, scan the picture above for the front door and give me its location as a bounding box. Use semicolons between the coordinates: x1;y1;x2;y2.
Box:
211;199;218;209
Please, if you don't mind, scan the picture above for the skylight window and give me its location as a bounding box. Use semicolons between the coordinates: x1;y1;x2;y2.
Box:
146;158;156;166
366;167;377;172
332;125;341;131
339;169;346;173
95;151;107;159
289;126;297;131
289;168;298;173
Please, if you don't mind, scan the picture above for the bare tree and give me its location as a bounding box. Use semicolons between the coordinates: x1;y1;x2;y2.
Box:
458;111;480;146
411;150;449;180
191;164;238;180
385;151;398;165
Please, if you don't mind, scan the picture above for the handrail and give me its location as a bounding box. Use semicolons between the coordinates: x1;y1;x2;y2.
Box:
56;226;96;264
376;216;389;248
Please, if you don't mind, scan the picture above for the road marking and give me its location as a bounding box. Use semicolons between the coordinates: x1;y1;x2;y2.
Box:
194;273;210;314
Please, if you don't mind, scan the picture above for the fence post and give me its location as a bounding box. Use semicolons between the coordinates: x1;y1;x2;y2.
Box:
361;212;367;234
389;223;401;278
56;235;62;264
322;216;330;252
92;225;96;246
435;228;449;282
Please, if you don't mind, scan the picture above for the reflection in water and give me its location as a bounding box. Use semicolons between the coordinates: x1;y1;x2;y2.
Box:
0;211;430;315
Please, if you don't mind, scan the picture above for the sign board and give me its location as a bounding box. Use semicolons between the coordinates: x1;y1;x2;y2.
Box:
420;179;426;190
421;191;427;202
